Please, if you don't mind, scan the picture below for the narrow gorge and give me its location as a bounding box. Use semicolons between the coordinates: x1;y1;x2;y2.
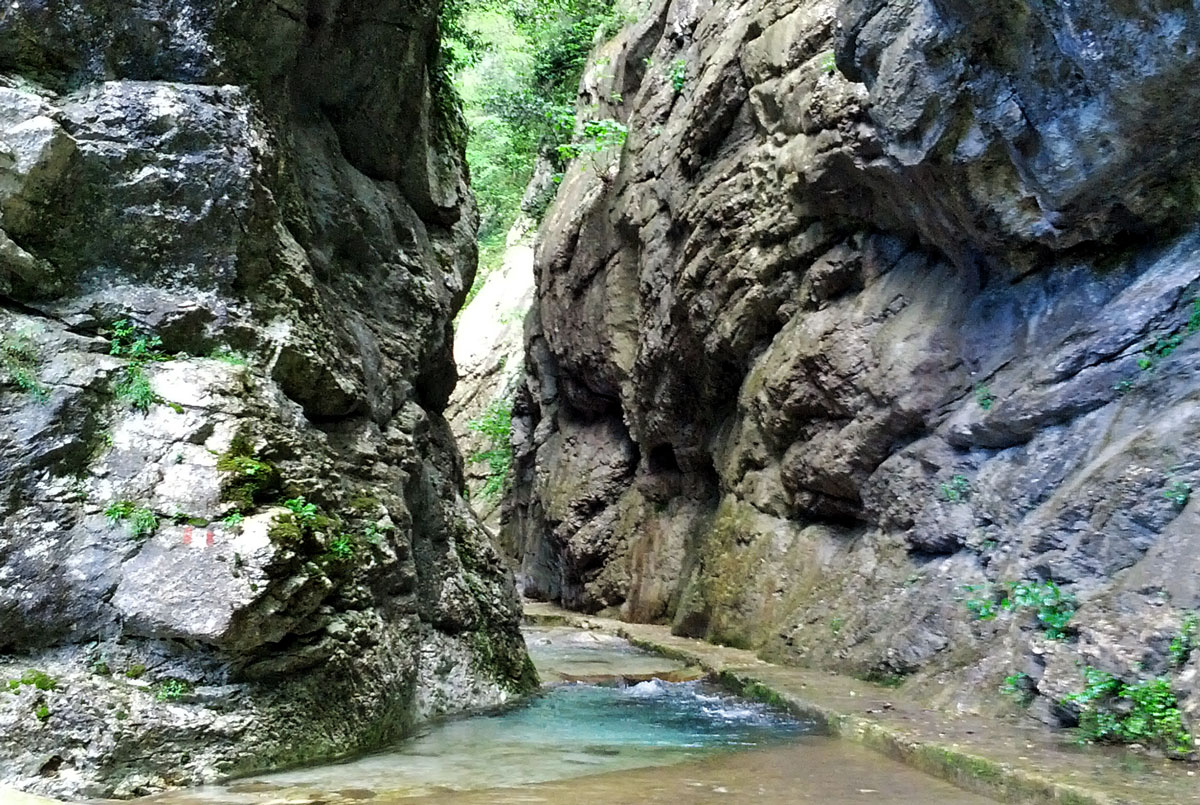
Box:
4;0;1200;802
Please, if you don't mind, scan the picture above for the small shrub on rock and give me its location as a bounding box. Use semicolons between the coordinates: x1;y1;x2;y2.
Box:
105;500;158;539
1062;668;1193;755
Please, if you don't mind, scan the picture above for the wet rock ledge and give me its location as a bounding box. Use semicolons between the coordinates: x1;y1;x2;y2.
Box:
0;1;535;799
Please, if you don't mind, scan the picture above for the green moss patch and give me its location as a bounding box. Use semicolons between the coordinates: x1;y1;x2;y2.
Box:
217;427;281;510
6;669;57;693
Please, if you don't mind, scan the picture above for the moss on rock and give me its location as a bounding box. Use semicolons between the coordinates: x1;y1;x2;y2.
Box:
217;427;280;510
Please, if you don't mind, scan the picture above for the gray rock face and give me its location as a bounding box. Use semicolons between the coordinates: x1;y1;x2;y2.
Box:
0;1;534;798
511;0;1200;738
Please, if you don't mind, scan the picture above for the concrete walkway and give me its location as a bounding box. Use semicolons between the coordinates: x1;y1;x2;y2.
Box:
524;602;1200;805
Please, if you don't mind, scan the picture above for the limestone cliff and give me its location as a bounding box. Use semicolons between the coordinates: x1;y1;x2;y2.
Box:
510;0;1200;736
0;1;534;798
448;219;536;529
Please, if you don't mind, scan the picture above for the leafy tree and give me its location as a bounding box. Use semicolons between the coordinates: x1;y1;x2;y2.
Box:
444;0;630;304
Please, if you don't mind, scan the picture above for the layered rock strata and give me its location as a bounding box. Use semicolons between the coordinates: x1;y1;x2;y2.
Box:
510;0;1200;734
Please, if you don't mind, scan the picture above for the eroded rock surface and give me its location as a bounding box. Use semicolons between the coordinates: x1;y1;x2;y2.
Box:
448;219;536;529
0;1;534;798
510;0;1200;737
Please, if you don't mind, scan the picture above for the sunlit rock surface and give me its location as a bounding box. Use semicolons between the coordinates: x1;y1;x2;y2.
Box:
448;219;536;529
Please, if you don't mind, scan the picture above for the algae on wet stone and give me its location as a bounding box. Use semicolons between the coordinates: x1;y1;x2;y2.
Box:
468;625;540;695
674;501;762;650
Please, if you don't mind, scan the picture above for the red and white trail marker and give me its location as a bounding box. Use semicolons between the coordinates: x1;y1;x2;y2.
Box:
182;525;217;548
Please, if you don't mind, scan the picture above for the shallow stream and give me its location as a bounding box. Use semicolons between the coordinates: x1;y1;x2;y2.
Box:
130;627;993;804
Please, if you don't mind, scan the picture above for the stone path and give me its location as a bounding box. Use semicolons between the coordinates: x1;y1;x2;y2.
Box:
524;602;1200;805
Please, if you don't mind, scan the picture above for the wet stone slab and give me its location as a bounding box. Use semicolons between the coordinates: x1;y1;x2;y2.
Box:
524;625;705;683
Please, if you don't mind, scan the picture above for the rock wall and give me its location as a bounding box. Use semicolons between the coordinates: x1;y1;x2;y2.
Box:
510;0;1200;733
448;218;536;529
0;1;535;798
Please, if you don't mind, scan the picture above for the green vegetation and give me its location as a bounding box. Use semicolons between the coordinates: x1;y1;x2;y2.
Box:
283;497;319;528
1134;297;1200;373
444;1;637;305
0;330;48;400
1170;613;1198;667
975;384;995;411
221;512;244;528
108;318;170;412
105;500;158;539
467;397;515;499
861;670;907;688
327;533;357;562
1141;332;1187;370
209;346;249;366
829;617;844;635
962;580;1075;639
1062;668;1192;754
1164;480;1191;507
556;117;628;177
216;429;281;510
963;590;999;621
124;663;146;679
939;474;972;502
670;58;687;94
499;307;528;326
156;679;191;702
6;669;57;693
820;51;837;75
1000;672;1033;706
267;497;370;567
114;366;156;411
109;319;166;362
10;669;57;722
1008;580;1076;639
